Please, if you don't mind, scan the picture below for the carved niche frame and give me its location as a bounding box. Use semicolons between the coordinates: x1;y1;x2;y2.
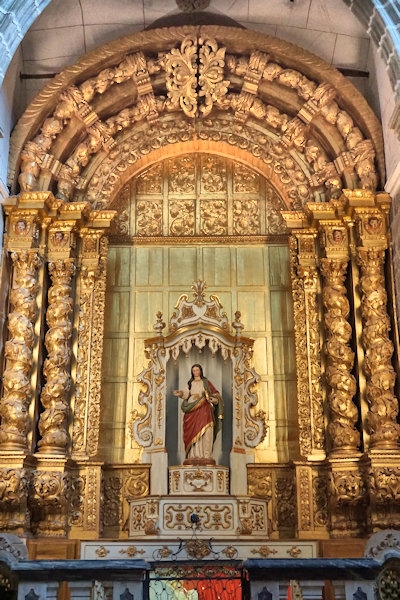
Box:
132;281;267;495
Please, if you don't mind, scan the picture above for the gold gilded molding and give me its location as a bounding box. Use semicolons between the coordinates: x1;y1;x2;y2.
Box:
72;235;108;458
37;259;75;454
85;116;312;211
288;235;325;458
320;258;360;454
234;50;268;122
87;237;108;457
0;251;41;451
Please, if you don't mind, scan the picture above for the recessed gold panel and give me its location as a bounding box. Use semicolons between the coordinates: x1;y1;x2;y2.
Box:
104;292;130;334
236;247;266;286
107;247;131;287
134;247;164;286
270;290;295;332
202;247;232;287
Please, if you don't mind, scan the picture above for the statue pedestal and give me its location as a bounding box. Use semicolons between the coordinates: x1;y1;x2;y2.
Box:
169;465;229;495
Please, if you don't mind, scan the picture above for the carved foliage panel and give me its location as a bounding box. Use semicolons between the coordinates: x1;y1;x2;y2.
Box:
129;154;287;239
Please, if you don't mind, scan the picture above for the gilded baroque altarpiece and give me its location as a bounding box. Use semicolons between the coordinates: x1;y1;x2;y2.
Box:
0;25;399;549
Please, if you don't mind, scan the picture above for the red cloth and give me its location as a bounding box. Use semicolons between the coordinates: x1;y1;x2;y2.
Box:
183;396;214;454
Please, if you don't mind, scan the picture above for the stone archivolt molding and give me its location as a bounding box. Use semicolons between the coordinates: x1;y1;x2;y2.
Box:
9;26;383;212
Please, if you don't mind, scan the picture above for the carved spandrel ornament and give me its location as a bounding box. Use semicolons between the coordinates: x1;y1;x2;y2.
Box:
132;281;267;454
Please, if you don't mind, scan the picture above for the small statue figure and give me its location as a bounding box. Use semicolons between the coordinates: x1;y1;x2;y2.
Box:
173;364;223;465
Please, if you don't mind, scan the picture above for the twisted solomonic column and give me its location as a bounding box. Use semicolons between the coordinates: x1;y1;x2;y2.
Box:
320;258;360;454
357;248;400;450
0;251;40;450
37;259;75;454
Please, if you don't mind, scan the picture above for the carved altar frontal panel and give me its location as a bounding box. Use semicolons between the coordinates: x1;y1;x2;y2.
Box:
81;540;318;561
128;495;268;538
169;466;229;495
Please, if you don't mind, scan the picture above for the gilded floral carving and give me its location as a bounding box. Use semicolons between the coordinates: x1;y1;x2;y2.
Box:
0;468;29;532
369;466;400;530
30;471;70;536
86;238;108;457
329;468;368;537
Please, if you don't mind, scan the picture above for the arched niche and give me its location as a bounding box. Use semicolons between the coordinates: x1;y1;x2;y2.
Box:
132;281;267;495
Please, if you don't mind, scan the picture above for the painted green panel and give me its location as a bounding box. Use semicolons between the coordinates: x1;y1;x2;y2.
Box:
134;247;164;286
272;335;296;376
252;338;268;377
104;291;130;334
268;245;291;287
168;247;198;286
236;247;265;286
134;290;164;333
202;247;232;286
102;338;129;377
237;291;266;331
270;290;294;332
107;247;131;287
101;382;128;422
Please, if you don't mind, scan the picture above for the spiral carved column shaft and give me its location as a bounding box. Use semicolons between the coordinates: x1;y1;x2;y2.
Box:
320;258;360;454
37;259;76;454
0;251;40;451
357;248;400;450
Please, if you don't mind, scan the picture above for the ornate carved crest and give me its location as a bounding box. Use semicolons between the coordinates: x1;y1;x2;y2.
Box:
162;35;229;118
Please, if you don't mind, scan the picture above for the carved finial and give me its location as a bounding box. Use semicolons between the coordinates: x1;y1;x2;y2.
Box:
192;280;207;306
232;310;244;337
153;311;165;336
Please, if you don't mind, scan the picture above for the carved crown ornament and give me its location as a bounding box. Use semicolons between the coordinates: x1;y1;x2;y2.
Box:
9;26;383;212
132;281;267;452
161;34;230;118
